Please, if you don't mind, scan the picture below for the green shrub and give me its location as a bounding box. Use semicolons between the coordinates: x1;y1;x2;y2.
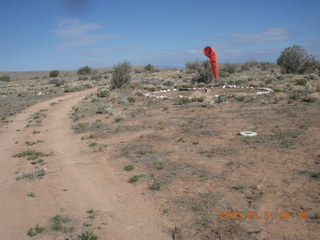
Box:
215;95;226;103
78;66;93;75
296;79;307;86
177;97;191;105
240;63;250;71
64;86;83;92
90;75;101;80
16;168;46;181
192;61;213;84
111;62;132;89
259;62;274;71
222;63;237;74
49;78;65;87
82;83;93;89
128;175;142;183
49;70;59;78
96;104;113;114
191;97;204;102
123;165;134;171
97;88;110;98
235;95;246;101
127;96;135;102
232;185;246;192
77;231;99;240
240;61;259;72
13;149;49;161
78;76;89;81
144;64;154;72
0;75;10;82
185;60;201;71
290;92;302;100
27;225;44;237
27;192;35;198
114;117;124;123
50;215;73;233
149;182;161;191
277;45;318;74
163;80;174;86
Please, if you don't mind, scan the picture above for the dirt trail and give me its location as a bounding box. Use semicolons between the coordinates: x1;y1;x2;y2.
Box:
0;89;171;239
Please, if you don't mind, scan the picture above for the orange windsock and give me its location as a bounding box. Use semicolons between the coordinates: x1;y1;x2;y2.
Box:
203;46;219;79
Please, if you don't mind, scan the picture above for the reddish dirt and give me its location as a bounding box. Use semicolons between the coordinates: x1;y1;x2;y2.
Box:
0;89;171;240
1;85;319;240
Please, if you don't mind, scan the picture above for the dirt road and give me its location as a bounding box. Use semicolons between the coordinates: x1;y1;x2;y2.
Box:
0;89;171;239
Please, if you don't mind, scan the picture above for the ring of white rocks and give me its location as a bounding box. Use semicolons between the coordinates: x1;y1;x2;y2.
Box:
143;85;273;100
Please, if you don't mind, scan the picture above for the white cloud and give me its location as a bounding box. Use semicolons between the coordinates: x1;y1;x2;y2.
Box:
53;18;123;51
230;28;296;44
81;45;140;56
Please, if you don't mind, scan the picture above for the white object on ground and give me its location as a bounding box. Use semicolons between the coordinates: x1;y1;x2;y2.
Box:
240;131;257;137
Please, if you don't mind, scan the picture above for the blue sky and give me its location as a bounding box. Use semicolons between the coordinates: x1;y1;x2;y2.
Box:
0;0;319;71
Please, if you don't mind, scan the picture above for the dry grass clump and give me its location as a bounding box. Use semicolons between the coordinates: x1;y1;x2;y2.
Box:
308;92;320;103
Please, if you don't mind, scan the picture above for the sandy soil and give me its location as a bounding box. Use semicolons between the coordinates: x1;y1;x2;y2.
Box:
0;88;171;240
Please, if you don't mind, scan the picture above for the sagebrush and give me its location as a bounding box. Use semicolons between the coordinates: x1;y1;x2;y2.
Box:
277;45;318;74
111;62;132;89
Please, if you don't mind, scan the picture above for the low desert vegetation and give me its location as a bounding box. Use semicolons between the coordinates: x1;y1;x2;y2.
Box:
144;64;155;72
27;192;35;198
26;225;44;237
15;167;46;181
192;60;213;84
49;70;59;78
86;209;95;219
111;61;132;89
277;45;318;74
185;59;202;71
13;149;49;161
96;88;110;98
0;75;10;82
77;66;93;75
77;231;99;240
123;164;134;171
128;175;143;183
149;182;161;191
50;215;74;233
232;185;246;192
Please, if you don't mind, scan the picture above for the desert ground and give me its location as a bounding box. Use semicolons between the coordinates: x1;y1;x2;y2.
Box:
0;63;319;239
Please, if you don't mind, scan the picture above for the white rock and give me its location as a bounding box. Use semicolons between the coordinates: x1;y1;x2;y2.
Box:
240;131;257;137
256;91;268;95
